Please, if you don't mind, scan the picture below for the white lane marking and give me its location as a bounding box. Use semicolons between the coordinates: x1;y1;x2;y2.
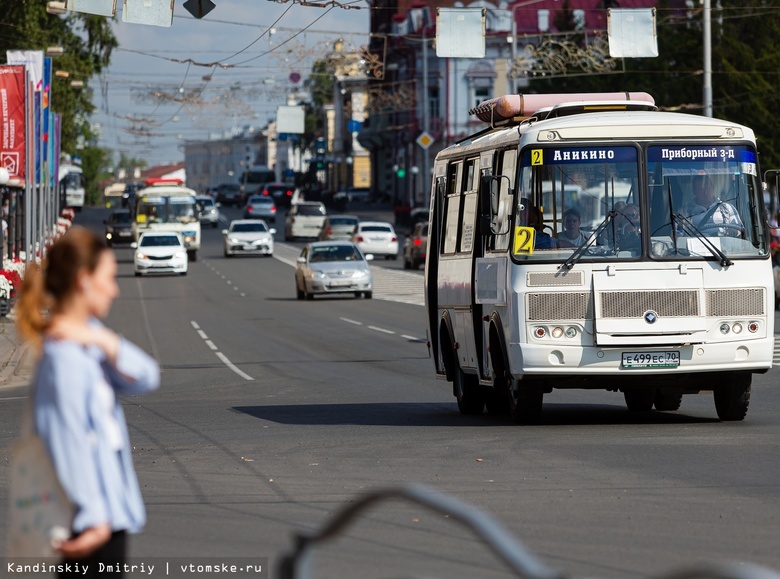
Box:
192;320;255;381
274;254;297;267
401;334;426;342
227;280;232;285
340;317;363;326
368;325;395;335
216;352;254;381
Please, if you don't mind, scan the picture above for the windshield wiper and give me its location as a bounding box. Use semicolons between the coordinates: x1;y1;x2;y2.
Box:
561;209;617;270
673;213;734;267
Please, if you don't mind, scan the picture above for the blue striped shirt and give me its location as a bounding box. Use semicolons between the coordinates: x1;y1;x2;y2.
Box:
33;323;160;534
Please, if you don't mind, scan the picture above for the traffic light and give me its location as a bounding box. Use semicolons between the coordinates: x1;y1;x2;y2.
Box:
396;167;406;178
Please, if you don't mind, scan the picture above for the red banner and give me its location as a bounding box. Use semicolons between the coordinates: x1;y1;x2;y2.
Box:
0;65;27;182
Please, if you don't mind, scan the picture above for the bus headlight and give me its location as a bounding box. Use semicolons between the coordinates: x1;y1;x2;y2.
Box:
720;323;730;335
551;326;564;339
732;323;743;334
565;327;578;339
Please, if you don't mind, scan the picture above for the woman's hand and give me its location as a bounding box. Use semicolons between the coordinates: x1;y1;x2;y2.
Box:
55;523;112;559
47;319;120;364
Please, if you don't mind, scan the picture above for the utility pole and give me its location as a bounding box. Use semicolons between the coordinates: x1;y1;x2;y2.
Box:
421;26;429;208
703;0;712;117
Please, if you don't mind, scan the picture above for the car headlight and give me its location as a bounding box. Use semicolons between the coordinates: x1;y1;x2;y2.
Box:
352;270;367;278
229;237;241;244
136;252;148;259
174;251;187;259
312;270;326;279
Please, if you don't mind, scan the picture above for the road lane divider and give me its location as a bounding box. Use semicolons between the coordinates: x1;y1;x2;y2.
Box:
191;319;254;381
368;325;395;335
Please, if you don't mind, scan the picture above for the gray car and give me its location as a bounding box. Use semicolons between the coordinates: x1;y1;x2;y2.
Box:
295;241;373;300
243;195;277;223
318;215;359;241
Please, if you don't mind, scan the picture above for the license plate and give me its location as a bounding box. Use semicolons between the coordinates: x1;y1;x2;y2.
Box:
243;245;255;251
329;280;351;287
622;351;680;368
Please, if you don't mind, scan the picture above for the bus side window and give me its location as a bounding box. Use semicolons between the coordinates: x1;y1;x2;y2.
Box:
442;162;462;254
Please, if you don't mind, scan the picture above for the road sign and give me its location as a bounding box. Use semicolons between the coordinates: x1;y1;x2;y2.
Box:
416;131;435;150
183;0;216;18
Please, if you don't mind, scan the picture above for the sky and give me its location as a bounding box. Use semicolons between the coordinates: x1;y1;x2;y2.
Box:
90;0;370;167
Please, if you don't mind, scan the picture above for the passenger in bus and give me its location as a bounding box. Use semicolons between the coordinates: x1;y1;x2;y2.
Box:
617;203;641;249
681;175;743;236
557;207;589;248
519;198;557;249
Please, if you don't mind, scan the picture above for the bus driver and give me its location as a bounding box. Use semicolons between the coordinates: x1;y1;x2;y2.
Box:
682;175;743;236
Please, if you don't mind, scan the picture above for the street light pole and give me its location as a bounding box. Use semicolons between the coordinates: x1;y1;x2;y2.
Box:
703;0;712;117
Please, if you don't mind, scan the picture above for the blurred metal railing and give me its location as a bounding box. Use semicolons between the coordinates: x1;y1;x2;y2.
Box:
277;484;780;579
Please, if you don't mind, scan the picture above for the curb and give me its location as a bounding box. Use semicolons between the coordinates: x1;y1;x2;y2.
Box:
0;341;29;385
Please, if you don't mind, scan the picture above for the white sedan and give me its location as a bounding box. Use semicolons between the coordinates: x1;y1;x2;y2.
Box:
295;241;373;299
352;221;398;260
223;219;276;257
133;232;188;276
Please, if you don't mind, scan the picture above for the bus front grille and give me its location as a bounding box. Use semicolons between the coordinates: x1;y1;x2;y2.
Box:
528;292;592;321
600;290;699;318
706;288;765;317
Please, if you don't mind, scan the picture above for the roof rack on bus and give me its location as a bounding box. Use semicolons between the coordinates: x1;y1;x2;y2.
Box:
144;177;184;187
468;92;656;128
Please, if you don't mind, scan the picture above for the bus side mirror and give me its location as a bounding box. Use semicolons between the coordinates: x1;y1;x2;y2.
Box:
480;174;510;236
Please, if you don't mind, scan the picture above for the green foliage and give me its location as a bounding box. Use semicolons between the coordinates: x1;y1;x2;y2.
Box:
79;145;112;205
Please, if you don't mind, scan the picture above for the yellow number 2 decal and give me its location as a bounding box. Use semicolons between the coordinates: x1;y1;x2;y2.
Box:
531;149;544;166
513;226;536;255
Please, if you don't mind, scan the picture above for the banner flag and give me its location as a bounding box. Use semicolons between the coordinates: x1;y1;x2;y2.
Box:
0;65;27;182
6;51;44;91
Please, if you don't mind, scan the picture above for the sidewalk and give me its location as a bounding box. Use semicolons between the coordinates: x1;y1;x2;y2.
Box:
0;311;33;389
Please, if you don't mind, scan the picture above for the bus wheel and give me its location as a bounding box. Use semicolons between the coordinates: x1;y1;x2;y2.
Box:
508;379;543;424
714;373;751;421
624;389;655;412
654;389;683;411
455;369;484;415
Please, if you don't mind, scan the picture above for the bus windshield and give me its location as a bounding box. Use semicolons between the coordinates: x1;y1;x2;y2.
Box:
513;144;766;262
136;195;198;225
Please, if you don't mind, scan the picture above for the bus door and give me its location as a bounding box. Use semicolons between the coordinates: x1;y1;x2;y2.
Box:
426;167;447;377
474;148;517;381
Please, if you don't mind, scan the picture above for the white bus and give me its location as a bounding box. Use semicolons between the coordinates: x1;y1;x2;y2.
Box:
59;162;85;210
132;178;201;261
426;92;773;423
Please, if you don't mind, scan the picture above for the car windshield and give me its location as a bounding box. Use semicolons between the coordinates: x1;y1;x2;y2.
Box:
309;246;363;263
110;212;131;224
232;223;268;233
297;205;325;216
361;225;392;233
197;198;214;208
140;235;180;247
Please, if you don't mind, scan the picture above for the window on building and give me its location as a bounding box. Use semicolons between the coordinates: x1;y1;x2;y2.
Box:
538;9;550;32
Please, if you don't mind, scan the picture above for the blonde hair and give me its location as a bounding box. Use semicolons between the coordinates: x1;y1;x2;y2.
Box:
16;227;108;351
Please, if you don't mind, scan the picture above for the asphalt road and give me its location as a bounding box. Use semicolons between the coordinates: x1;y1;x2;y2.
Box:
1;206;779;578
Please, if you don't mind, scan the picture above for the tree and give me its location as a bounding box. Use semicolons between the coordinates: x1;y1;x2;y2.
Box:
0;0;118;199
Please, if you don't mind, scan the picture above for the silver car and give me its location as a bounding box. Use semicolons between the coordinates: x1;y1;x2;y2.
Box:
243;195;277;223
295;241;373;300
196;196;220;228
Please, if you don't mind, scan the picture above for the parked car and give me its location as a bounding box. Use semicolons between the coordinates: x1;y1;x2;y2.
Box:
103;209;134;247
243;195;277;222
285;201;327;241
223;219;275;257
295;241;373;299
344;187;373;203
133;232;188;276
196;196;220;228
319;215;359;241
403;222;428;270
352;221;399;260
260;182;298;207
216;183;242;206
